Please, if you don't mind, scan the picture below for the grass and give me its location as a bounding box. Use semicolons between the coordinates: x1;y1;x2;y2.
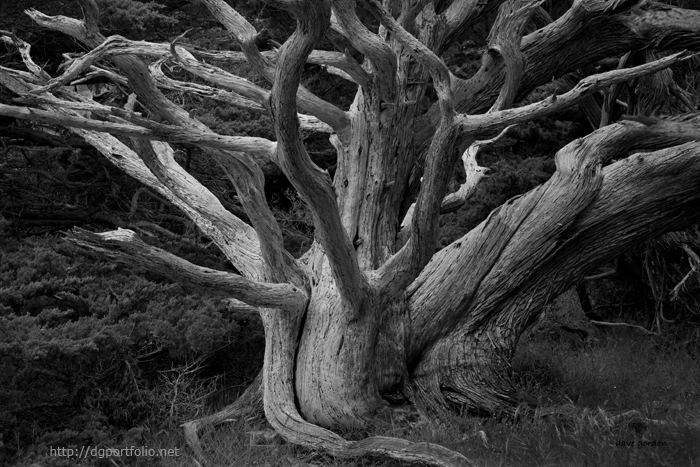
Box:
17;330;700;467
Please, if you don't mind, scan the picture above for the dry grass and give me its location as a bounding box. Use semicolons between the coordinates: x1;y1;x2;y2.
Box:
137;330;700;467
17;330;698;466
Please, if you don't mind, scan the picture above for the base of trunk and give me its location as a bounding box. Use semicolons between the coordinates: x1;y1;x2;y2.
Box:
410;331;519;416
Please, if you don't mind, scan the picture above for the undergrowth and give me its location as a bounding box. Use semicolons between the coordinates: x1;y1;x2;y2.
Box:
97;332;699;467
4;233;699;466
0;232;264;467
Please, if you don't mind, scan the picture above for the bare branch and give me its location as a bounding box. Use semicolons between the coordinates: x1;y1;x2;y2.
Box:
495;0;700;111
621;0;700;41
269;0;366;306
139;40;368;87
26;6;348;137
78;133;264;276
306;49;370;88
148;60;264;112
168;36;270;106
407;118;700;360
365;1;451;95
198;0;351;136
69;1;304;287
162;44;333;134
590;320;658;335
5;13;292;281
332;0;397;85
26;32;327;131
130;134;306;286
0;102;277;157
670;244;700;300
407;0;700;154
622;114;700;141
599;52;631;127
32;36;333;134
486;0;544;112
584;268;617;281
0;33;50;79
66;65;129;88
208;147;308;286
151;60;333;134
457;51;695;134
178;47;271;64
440;124;512;213
79;133;265;276
32;35;167;93
444;0;494;38
68;228;307;311
364;0;458;289
398;125;509;241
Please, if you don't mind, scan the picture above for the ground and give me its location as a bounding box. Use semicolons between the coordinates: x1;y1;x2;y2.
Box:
118;327;700;467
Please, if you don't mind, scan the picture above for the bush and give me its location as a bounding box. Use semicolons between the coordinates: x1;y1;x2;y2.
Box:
0;232;264;463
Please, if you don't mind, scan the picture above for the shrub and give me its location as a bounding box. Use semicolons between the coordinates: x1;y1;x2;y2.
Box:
0;232;263;463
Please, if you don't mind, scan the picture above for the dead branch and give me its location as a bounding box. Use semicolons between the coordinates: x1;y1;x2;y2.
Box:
148;60;332;133
590;320;658;335
198;0;351;136
443;0;495;46
260;0;365;306
364;0;459;292
29;0;304;283
68;227;308;311
0;102;277;157
407;121;700;362
486;0;544;112
1;52;267;277
305;49;370;88
332;0;397;91
399;124;510;232
670;244;700;300
457;51;696;134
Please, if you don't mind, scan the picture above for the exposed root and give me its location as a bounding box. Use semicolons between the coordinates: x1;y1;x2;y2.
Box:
342;435;479;466
183;376;481;466
183;372;263;462
278;420;480;466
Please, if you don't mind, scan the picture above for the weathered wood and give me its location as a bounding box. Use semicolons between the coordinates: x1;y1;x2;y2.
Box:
2;0;700;465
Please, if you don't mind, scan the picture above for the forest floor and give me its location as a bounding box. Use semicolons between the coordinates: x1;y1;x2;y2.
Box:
142;328;700;467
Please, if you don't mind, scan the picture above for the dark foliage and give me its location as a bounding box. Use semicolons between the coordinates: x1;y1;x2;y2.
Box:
0;231;264;463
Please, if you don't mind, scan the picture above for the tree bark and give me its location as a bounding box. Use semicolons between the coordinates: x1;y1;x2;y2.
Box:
2;0;700;465
407;130;700;414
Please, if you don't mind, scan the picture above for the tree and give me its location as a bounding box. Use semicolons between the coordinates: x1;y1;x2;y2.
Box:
1;0;700;464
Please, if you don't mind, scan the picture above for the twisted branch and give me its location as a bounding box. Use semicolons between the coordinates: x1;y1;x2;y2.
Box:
68;228;307;311
199;0;351;136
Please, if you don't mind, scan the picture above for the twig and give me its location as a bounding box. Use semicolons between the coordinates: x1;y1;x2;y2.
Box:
670;244;700;299
590;319;658;335
584;269;617;281
130;221;181;239
584;258;618;280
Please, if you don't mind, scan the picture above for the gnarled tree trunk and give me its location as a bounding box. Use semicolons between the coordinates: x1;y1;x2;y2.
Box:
2;0;700;465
